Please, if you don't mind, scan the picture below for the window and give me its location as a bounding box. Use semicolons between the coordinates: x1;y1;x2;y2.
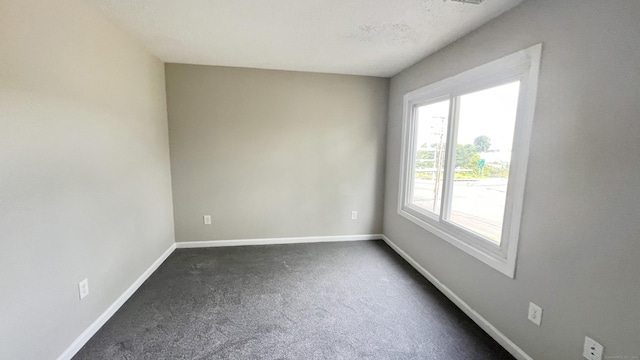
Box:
398;44;542;278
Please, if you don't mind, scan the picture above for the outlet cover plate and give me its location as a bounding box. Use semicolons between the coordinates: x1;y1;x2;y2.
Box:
583;336;603;360
78;278;89;300
528;302;542;326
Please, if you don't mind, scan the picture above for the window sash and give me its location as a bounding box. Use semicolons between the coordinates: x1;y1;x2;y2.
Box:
404;92;509;258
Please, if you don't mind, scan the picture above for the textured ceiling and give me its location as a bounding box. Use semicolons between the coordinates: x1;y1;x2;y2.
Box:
85;0;523;77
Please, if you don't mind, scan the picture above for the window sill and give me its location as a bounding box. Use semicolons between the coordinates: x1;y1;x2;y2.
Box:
397;207;516;278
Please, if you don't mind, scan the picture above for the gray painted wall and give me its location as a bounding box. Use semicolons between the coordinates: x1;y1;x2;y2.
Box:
0;0;175;359
384;1;640;359
166;65;388;242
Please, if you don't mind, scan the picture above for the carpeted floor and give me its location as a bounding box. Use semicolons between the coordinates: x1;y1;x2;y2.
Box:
73;240;514;359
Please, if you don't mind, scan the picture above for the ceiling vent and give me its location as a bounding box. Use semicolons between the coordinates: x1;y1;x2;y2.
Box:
450;0;486;4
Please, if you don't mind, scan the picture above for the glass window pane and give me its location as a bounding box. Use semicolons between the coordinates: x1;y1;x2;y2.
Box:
449;82;520;243
411;100;450;215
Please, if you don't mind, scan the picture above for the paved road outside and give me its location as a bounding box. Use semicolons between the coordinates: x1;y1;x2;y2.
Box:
411;178;507;242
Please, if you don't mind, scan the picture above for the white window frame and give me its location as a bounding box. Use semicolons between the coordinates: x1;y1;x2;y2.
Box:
397;44;542;278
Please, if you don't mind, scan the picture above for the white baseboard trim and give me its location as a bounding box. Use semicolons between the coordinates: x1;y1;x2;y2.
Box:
381;235;533;360
175;234;383;248
56;243;177;360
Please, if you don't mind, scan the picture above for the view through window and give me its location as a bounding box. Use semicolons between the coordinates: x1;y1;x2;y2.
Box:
449;82;519;243
409;82;519;244
411;100;449;215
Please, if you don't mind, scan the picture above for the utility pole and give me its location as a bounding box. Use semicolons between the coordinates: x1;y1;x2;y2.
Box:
433;117;445;212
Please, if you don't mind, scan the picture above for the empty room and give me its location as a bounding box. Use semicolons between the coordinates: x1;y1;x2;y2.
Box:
1;0;639;359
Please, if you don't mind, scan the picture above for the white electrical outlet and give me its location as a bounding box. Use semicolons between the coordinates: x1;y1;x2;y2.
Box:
203;215;211;225
583;336;603;360
351;211;358;220
78;278;89;300
527;302;542;326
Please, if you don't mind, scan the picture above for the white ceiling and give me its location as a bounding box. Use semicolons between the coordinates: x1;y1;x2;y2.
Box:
85;0;523;77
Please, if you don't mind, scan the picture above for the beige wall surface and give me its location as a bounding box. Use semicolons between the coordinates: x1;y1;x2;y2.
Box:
0;0;175;359
384;0;640;359
166;65;388;242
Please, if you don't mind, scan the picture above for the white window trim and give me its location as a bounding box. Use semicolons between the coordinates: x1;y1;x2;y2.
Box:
397;44;542;278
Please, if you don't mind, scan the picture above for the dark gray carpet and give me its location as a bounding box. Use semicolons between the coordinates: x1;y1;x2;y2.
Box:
73;240;514;360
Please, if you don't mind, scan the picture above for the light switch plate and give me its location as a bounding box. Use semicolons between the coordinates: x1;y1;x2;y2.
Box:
203;215;211;225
